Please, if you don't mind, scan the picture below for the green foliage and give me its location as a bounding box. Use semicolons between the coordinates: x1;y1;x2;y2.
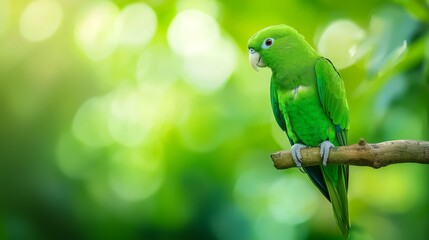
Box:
0;0;428;239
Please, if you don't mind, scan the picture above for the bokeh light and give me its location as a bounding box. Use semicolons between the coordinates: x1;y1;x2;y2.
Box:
136;46;178;86
177;95;244;152
168;9;237;92
374;74;407;119
20;0;62;42
253;214;297;240
168;10;220;57
75;1;119;60
73;85;167;148
176;0;219;17
72;96;114;147
268;176;318;224
381;107;424;140
108;146;164;202
115;3;157;46
180;36;237;92
366;5;417;78
108;86;164;147
234;151;281;217
351;165;424;213
234;150;319;239
0;0;10;36
317;20;367;69
56;132;101;179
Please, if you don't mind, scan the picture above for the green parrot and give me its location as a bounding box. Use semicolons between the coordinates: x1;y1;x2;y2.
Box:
248;25;350;237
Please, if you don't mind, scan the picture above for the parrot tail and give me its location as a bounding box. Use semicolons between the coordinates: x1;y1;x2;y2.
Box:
322;164;350;238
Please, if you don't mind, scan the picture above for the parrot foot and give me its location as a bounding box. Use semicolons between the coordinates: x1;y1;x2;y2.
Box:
319;140;334;166
291;143;308;173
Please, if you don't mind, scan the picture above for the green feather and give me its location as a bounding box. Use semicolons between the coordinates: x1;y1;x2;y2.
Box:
323;165;349;237
315;58;350;130
270;80;287;132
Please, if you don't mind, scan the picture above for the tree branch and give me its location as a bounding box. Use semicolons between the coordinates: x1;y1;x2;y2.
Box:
271;139;429;169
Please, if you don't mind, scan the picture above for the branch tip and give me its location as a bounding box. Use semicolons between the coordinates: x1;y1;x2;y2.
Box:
358;138;367;146
271;152;280;159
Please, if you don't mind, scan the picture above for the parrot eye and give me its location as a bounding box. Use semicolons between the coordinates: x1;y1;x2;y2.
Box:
262;38;274;49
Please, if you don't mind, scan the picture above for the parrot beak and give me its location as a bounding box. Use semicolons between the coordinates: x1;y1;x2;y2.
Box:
248;48;266;72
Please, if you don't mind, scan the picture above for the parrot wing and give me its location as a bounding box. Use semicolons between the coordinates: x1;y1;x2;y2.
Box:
315;57;350;145
315;57;350;237
270;80;293;146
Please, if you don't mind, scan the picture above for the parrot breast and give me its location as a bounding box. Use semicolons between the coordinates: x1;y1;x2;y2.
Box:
278;86;338;146
292;85;308;100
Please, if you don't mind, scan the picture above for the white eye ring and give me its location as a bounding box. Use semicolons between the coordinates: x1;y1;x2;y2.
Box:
261;38;274;49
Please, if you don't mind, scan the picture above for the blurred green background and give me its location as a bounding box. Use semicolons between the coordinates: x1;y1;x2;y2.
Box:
1;0;428;239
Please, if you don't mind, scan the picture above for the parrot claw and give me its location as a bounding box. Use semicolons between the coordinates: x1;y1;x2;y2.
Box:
291;143;308;173
320;140;334;166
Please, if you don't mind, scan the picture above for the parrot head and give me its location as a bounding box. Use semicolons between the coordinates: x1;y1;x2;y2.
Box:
247;24;315;72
